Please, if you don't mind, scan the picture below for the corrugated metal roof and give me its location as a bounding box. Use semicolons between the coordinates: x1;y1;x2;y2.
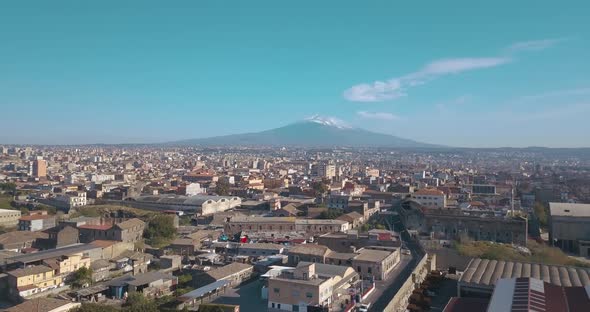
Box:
460;258;590;288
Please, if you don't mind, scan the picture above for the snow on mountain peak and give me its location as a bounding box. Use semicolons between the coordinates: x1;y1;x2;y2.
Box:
304;115;352;129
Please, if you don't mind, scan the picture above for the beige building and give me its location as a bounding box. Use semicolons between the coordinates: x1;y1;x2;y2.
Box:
31;159;47;178
349;247;400;280
549;202;590;256
5;298;81;312
288;244;400;280
0;209;21;227
6;265;64;299
42;252;92;281
268;262;359;312
412;188;447;208
224;217;349;236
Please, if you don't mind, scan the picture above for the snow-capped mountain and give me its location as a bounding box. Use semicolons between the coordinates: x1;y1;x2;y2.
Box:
304;115;352;129
170;118;438;148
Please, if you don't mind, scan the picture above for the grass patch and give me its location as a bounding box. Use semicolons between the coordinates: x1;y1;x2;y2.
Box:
456;239;590;268
0;195;14;209
70;205;155;218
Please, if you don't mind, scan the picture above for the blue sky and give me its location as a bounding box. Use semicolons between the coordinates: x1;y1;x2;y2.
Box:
1;1;589;147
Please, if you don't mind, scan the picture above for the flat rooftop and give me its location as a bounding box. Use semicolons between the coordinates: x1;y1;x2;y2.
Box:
549;202;590;218
8;243;97;264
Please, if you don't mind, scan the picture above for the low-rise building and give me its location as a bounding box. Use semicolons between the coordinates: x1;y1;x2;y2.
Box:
458;258;590;298
18;214;56;232
105;271;177;299
336;211;364;229
42;252;92;281
128;194;241;216
78;218;145;244
6;265;64;299
412;188;447;208
4;297;81;312
0;231;48;252
268;262;359;312
548;202;590;256
288;244;400;280
0;209;21;227
317;230;400;253
401;200;528;246
194;262;254;288
236;243;286;258
41;191;87;212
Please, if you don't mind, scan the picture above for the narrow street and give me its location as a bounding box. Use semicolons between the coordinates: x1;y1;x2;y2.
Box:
368;214;424;312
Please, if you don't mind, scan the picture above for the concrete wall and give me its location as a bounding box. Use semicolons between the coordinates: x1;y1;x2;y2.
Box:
383;253;436;312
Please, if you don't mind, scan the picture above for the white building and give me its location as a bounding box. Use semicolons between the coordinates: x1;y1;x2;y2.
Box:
90;174;115;183
185;183;204;196
412;188;446;208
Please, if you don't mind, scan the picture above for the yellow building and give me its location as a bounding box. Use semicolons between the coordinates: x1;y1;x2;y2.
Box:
7;265;64;298
43;253;92;280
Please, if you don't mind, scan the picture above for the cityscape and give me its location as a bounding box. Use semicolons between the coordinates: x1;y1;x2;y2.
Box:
2;1;590;312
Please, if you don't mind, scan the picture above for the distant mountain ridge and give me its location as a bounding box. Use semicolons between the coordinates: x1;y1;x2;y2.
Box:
169;118;438;148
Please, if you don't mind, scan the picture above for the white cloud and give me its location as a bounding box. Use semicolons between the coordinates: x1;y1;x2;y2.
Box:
505;38;565;53
357;111;400;120
344;38;564;103
344;57;510;102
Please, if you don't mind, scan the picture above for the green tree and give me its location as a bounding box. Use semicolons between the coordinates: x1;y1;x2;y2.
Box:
144;215;176;247
177;273;192;285
0;182;17;194
214;179;230;196
71;267;93;288
198;304;225;312
534;202;548;227
123;293;159;312
318;209;343;219
311;180;329;197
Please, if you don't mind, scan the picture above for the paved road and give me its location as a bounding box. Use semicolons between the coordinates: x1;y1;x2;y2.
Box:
368;215;424;312
363;253;412;304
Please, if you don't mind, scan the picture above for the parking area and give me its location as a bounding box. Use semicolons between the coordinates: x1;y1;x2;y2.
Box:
210;279;268;312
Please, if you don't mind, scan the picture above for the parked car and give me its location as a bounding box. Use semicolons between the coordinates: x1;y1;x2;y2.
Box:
359;303;371;312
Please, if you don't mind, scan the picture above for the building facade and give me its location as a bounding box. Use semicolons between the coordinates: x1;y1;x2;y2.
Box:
548;202;590;256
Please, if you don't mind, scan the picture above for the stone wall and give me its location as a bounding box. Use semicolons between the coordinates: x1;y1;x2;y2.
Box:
383;253;436;312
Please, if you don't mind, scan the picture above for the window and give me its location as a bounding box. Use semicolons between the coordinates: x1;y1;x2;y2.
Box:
306;292;313;298
368;267;372;274
273;288;280;293
272;303;275;308
357;266;361;272
293;305;299;311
